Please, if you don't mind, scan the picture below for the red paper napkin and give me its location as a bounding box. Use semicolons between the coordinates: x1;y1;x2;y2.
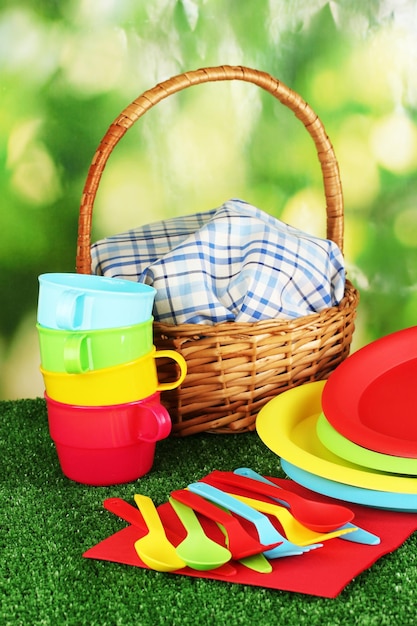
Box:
83;474;417;598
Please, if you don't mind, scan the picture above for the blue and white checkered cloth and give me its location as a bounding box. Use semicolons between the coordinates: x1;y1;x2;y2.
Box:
91;199;345;325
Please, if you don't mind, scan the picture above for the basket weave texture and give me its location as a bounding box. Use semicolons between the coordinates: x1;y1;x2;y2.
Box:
76;65;359;436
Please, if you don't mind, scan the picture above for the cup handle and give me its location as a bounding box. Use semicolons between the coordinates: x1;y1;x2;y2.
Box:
63;334;91;373
56;290;85;330
135;400;172;442
154;350;187;391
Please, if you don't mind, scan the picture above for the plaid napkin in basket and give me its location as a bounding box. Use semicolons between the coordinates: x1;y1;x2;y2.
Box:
91;199;345;325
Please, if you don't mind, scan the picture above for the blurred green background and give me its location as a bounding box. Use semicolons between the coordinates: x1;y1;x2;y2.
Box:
1;0;416;400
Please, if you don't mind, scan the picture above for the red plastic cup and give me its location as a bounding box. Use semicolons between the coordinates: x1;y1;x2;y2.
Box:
45;392;171;486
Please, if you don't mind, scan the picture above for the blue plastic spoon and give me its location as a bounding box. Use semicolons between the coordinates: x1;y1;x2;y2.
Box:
188;482;321;557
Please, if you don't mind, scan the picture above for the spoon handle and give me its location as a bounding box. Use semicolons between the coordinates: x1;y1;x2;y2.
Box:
209;470;335;509
169;497;207;536
171;489;241;527
188;482;270;527
134;494;168;537
104;497;149;529
207;470;353;524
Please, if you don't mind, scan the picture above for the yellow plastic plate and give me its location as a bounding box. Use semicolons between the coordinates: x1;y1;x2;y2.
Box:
256;381;417;494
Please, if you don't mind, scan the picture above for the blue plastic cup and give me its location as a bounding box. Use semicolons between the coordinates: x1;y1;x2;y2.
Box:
37;273;156;331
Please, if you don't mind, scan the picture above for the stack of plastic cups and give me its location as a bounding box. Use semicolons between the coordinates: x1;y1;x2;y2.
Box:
37;273;187;486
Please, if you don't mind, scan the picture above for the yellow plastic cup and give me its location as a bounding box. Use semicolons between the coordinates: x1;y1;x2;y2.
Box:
40;347;187;406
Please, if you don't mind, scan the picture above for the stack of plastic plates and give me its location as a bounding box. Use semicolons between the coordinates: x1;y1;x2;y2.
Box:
255;326;417;511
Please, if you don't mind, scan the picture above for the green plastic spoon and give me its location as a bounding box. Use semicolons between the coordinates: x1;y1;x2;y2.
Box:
169;497;232;571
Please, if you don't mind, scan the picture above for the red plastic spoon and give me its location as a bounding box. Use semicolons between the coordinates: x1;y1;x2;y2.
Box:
202;471;354;533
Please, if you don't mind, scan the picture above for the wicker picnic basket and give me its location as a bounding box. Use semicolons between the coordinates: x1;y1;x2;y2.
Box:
76;65;359;436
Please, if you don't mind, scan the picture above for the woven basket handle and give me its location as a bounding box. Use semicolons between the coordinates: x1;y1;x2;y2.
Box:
76;65;344;273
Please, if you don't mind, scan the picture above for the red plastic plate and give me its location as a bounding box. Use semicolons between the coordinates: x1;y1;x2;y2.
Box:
322;326;417;458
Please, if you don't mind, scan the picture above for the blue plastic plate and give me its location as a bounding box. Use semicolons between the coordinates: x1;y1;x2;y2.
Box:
281;459;417;512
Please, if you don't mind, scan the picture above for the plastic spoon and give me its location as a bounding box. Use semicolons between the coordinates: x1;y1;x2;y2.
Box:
188;482;316;557
171;489;274;572
170;488;281;559
229;493;356;545
205;470;354;532
168;497;232;571
234;468;381;545
103;498;237;576
133;494;186;572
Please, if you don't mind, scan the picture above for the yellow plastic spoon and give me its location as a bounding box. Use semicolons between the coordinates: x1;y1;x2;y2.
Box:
133;494;186;572
229;493;356;546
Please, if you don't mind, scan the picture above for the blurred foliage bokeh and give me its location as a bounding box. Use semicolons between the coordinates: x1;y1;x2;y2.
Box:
1;0;416;399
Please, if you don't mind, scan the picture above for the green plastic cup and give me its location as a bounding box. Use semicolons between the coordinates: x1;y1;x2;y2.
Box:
37;318;154;373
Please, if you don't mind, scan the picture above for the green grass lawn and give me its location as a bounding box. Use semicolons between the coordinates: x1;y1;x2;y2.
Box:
1;398;416;625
